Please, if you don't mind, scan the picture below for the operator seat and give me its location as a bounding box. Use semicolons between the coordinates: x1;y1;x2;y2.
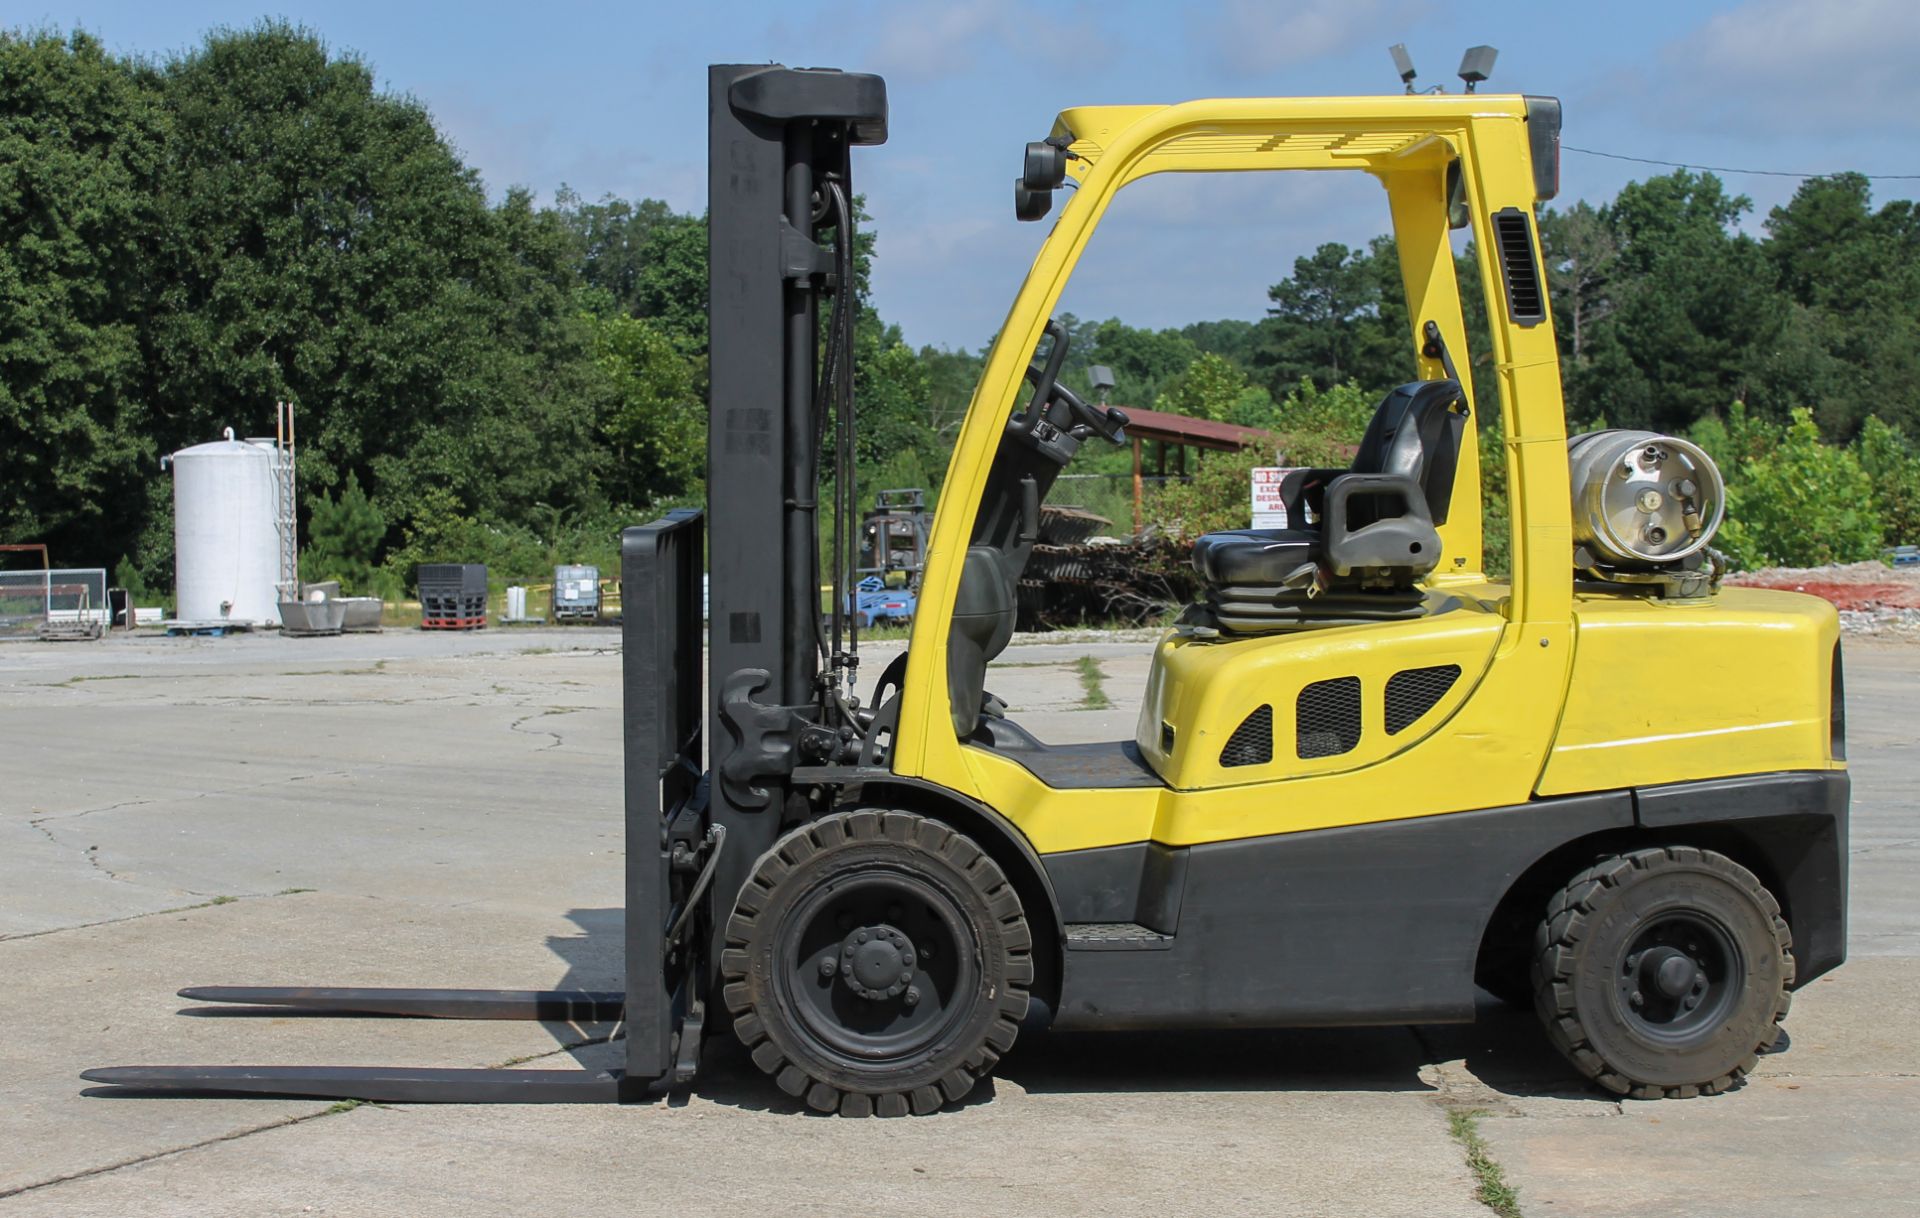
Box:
1191;379;1467;632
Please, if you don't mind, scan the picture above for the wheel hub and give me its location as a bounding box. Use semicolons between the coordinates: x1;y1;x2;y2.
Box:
1642;947;1699;999
839;924;916;1001
1616;911;1741;1044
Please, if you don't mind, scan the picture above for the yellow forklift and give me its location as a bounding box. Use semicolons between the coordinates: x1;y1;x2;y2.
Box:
90;64;1846;1115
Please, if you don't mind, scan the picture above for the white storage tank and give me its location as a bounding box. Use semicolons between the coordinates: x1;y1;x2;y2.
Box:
167;428;282;625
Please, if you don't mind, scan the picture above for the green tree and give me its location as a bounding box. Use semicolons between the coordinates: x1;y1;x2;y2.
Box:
138;23;617;555
630;211;709;356
1539;200;1619;369
1257;238;1406;392
1234;377;1375;464
552;188;678;315
1149;444;1268;537
596;313;702;507
1570;172;1788;434
1759;175;1920;438
1856;416;1920;546
1717;407;1882;567
0;30;166;575
302;471;385;593
1156;352;1250;421
1082;318;1199;407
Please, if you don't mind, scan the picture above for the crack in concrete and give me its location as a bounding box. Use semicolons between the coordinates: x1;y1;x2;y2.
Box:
508;707;582;751
27;766;370;828
15;764;376;908
0;1030;620;1200
26;817;123;882
0;887;308;944
0;1105;335;1202
25;795;162;823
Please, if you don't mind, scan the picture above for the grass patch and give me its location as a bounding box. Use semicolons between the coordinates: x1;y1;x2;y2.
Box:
156;894;244;916
276;887;316;896
1074;656;1112;710
325;1098;364;1115
1447;1108;1522;1218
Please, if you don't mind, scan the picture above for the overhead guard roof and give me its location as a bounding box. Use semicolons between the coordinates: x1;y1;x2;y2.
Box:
1049;93;1535;177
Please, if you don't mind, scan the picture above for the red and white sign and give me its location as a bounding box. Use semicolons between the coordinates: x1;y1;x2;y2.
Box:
1250;467;1300;529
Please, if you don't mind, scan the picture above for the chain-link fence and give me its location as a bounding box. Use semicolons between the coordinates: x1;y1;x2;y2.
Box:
0;569;108;639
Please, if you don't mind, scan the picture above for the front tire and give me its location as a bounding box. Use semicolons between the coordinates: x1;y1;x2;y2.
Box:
1532;846;1793;1099
720;809;1033;1115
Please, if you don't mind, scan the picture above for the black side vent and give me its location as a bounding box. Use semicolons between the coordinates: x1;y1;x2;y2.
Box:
1384;664;1462;735
1296;677;1362;760
1492;208;1546;326
1220;705;1273;768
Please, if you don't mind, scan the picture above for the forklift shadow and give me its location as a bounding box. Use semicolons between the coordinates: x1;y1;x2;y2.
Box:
541;911;1613;1109
991;997;1605;1103
170;908;1607;1109
685;999;1614;1115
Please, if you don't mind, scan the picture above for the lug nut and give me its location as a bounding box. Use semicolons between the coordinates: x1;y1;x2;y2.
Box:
904;986;920;1007
856;930;869;944
902;952;915;967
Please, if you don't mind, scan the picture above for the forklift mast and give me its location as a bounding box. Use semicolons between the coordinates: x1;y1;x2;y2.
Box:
699;60;888;959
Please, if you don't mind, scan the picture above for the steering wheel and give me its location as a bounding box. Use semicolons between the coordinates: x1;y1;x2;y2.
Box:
1050;379;1128;446
1017;319;1129;447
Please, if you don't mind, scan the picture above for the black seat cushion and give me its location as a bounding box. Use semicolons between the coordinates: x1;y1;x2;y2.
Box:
1191;529;1320;586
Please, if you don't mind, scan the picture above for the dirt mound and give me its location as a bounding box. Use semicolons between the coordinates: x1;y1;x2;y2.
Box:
1726;560;1920;611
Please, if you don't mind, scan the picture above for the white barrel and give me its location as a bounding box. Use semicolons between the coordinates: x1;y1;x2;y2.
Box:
1567;430;1725;566
170;428;282;624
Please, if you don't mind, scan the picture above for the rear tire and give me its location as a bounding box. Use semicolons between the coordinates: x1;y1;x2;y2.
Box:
720;809;1033;1115
1532;846;1793;1099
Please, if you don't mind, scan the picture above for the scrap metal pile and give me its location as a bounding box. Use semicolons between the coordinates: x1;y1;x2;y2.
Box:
1016;506;1197;631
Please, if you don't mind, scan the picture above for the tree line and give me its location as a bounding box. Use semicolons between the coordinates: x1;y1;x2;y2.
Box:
5;22;1917;599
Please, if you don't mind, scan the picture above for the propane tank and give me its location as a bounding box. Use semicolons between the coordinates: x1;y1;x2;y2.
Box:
1567;430;1725;567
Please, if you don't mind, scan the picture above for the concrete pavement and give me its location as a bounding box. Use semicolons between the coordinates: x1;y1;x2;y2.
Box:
0;627;1913;1216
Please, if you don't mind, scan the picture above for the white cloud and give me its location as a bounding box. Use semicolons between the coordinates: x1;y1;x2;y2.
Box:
864;0;1101;81
1200;0;1431;78
1655;0;1920;133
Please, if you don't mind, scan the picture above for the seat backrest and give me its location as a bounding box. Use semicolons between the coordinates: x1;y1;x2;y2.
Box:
1349;380;1467;525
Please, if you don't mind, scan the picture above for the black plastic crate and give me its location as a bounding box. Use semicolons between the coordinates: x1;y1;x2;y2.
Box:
417;563;488;627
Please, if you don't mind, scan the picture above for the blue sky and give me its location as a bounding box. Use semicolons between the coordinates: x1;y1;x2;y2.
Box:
19;0;1919;349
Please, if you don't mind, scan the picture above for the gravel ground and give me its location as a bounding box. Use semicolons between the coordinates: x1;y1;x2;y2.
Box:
1725;560;1920;634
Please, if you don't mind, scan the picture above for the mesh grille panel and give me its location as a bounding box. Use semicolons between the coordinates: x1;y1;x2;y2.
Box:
1220;705;1273;767
1296;677;1362;759
1384;664;1462;735
1494;209;1546;325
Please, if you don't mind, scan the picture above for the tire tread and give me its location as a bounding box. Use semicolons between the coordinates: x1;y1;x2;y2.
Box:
1531;845;1794;1100
720;808;1033;1117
